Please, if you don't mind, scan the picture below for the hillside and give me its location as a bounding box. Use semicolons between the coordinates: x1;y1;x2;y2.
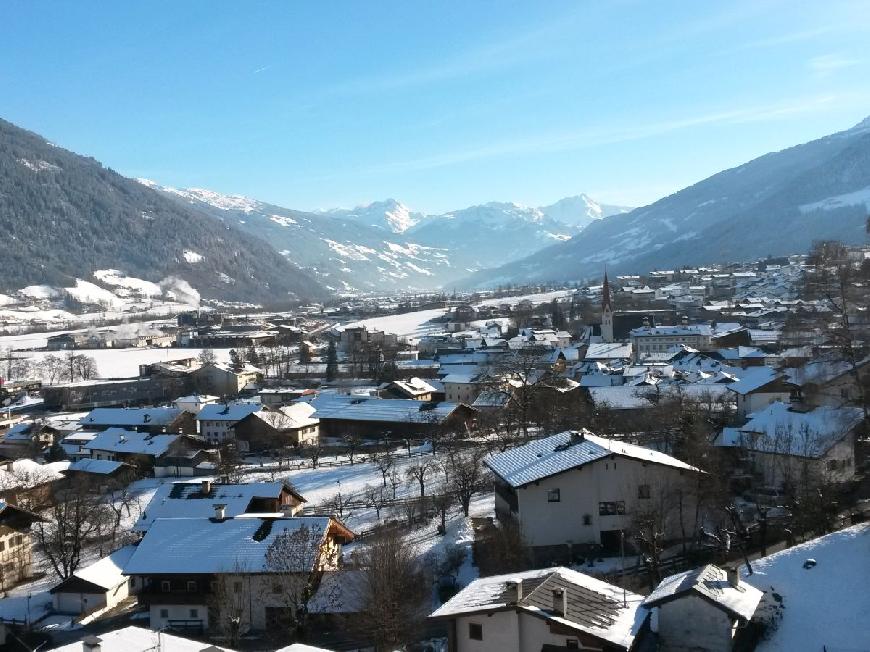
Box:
0;119;328;303
463;117;870;287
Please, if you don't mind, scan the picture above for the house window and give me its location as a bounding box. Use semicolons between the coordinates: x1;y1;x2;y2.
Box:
186;580;197;592
161;580;171;592
566;640;579;649
598;501;625;516
582;514;592;526
160;609;169;618
638;484;651;499
234;581;243;593
468;623;483;640
0;541;5;552
12;535;22;546
190;608;199;618
547;488;561;503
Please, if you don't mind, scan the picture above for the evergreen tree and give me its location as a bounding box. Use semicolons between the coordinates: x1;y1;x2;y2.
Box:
325;340;338;382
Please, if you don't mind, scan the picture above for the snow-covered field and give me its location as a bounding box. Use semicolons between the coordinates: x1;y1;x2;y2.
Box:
474;289;571;308
24;347;233;379
337;308;447;340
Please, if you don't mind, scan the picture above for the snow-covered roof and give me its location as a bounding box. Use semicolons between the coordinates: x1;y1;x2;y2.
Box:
48;626;234;651
746;524;870;652
65;459;129;475
486;430;697;488
585;342;633;360
80;407;182;427
53;546;135;592
430;566;646;649
135;480;303;532
301;394;467;424
390;377;438;396
726;367;787;395
197;401;261;422
124;516;345;574
0;459;70;491
643;564;762;621
252;403;319;430
83;428;178;456
732;402;864;457
472;390;513;408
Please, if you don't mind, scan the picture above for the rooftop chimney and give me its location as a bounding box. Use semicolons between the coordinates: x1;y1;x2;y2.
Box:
726;566;740;589
552;587;567;616
82;635;102;652
512;578;523;603
213;503;227;521
681;315;689;325
201;479;212;495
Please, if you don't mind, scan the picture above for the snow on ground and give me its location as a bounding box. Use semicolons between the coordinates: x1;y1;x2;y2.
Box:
23;347;232;379
65;280;125;308
745;523;870;652
93;270;163;296
474;289;571;308
337;308;447;340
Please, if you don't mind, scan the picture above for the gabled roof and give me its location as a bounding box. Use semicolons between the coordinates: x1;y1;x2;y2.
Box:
248;403;319;430
134;480;305;532
301;394;468;424
51;545;135;593
65;459;130;475
197;402;261;422
585;342;633;360
80;407;182;427
83;428;178;456
644;564;763;622
430;566;645;650
48;626;234;652
124;516;351;574
486;430;697;488
726;367;791;395
726;402;863;458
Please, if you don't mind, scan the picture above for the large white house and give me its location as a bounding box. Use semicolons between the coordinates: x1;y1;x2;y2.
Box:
430;566;648;652
486;430;700;555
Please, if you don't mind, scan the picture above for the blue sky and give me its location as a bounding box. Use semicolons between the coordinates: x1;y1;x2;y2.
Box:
3;1;870;213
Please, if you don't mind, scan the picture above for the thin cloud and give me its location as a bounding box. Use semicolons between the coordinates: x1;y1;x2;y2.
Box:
253;65;271;74
808;53;860;76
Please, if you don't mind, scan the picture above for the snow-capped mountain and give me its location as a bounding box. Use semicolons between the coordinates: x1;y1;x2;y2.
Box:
462;116;870;288
321;199;425;234
150;184;627;292
539;194;631;230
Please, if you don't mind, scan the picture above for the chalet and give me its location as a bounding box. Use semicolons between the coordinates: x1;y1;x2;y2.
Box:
714;402;863;490
196;402;261;445
380;377;439;401
174;394;220;415
61;459;137;491
232;404;319;453
785;356;870;409
0;420;59;458
726;367;798;418
59;431;98;460
258;387;317;408
124;515;353;635
79;407;193;434
134;479;306;533
0;459;68;510
82;429;198;475
0;500;43;591
302;394;476;439
486;430;699;557
50;545;136;617
643;565;762;652
429;566;648;652
442;374;488;404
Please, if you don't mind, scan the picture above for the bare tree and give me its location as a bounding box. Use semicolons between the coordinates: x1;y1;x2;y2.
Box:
303;441;323;469
354;530;429;651
197;348;218;367
373;450;393;488
209;563;252;647
447;446;490;516
343;433;363;464
406;458;435;497
264;522;338;641
363;483;389;521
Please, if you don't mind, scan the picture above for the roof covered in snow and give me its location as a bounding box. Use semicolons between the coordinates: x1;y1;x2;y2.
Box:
731;402;864;458
746;524;870;652
486;430;697;488
587;386;656;409
726;367;789;395
124;516;348;574
48;626;234;651
134;480;304;532
197;402;261;422
52;545;135;593
643;564;762;621
83;428;178;456
65;459;130;475
585;342;633;360
430;566;646;649
300;394;468;424
80;407;182;427
250;403;319;430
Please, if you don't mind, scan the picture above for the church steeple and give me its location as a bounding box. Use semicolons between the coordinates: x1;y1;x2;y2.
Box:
602;269;612;312
601;267;614;343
